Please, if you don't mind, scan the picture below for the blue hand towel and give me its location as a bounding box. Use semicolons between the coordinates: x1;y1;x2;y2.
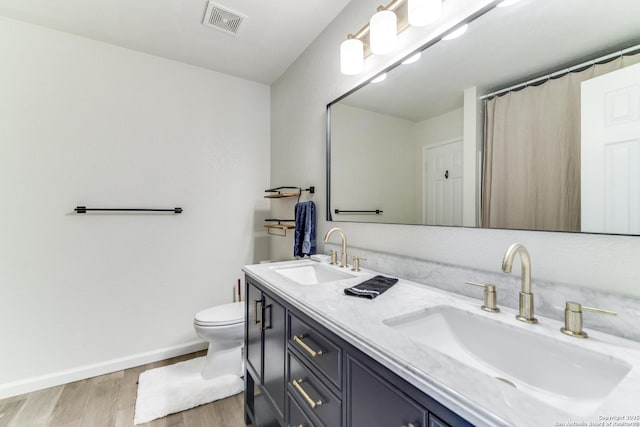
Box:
293;201;316;257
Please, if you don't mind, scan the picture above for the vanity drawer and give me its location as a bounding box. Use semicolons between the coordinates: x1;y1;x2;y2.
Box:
347;355;427;427
288;393;316;427
428;413;451;427
289;314;342;389
288;353;342;427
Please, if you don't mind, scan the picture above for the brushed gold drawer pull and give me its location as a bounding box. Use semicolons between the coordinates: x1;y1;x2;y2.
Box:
292;378;323;409
253;299;262;325
293;335;323;358
261;304;272;331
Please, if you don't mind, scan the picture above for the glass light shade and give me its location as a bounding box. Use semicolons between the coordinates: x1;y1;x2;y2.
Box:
408;0;442;27
498;0;521;7
371;73;387;83
442;23;468;40
369;10;397;55
402;52;422;65
340;38;364;75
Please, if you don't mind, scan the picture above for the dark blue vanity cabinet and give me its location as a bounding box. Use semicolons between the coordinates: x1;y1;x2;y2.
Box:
244;276;473;427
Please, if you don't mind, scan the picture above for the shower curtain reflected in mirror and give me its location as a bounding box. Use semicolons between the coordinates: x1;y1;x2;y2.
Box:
482;54;640;232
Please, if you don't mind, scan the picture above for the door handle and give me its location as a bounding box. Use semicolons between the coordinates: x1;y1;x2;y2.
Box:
444;170;449;179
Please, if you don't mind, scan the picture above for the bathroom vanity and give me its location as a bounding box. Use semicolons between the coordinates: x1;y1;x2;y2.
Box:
242;260;640;427
244;273;465;426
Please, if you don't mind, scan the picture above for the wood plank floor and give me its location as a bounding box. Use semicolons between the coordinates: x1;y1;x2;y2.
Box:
0;351;247;427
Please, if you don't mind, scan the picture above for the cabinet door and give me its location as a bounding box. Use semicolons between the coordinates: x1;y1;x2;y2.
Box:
347;356;427;427
246;282;263;381
262;292;286;420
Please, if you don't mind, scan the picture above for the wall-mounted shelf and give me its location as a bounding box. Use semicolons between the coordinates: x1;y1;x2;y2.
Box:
264;186;314;199
264;219;295;236
263;185;314;236
264;192;301;199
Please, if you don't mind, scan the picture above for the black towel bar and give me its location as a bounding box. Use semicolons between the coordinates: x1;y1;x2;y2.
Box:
334;209;383;214
75;206;182;214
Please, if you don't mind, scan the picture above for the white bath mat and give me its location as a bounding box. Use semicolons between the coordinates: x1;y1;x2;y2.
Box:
133;356;244;425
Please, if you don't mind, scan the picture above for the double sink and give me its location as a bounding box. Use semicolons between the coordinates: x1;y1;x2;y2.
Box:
270;261;634;416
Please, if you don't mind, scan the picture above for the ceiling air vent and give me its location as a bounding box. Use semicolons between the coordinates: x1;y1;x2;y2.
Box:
202;1;246;36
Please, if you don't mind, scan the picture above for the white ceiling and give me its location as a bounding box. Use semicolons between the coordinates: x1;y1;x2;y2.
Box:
0;0;352;84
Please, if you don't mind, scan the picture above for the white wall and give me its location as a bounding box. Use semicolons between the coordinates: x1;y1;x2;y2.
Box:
0;16;270;397
415;107;464;146
332;104;418;223
270;0;640;297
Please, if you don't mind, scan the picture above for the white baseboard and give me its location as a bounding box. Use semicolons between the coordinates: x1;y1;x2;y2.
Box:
0;340;208;400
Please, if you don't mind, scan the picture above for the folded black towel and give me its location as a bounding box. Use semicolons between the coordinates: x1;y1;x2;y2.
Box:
344;275;398;299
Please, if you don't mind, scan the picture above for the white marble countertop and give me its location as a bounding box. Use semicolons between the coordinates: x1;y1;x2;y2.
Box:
243;259;640;427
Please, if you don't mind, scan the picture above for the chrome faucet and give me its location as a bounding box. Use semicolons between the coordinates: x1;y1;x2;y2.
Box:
323;227;348;268
501;243;537;324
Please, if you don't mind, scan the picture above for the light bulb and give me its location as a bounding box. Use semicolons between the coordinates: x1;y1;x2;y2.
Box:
408;0;442;27
369;10;397;55
340;38;364;75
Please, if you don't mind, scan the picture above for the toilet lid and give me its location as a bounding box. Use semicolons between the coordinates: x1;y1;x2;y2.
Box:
195;302;245;326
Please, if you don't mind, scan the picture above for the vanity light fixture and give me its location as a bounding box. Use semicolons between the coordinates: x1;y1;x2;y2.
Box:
338;0;449;75
370;9;398;54
402;52;422;64
371;73;388;83
442;23;468;40
338;0;412;75
408;0;442;26
497;0;521;7
340;36;365;75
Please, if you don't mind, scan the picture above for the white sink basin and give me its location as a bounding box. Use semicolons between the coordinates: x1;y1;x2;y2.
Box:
272;263;355;285
383;305;631;414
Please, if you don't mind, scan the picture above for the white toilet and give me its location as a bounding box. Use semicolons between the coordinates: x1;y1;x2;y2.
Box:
193;301;245;380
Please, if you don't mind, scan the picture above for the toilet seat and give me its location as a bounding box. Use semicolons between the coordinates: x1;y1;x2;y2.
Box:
194;301;244;327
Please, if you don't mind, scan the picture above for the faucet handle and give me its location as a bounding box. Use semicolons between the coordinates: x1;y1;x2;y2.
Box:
351;255;367;272
560;301;617;338
329;250;338;265
465;281;500;313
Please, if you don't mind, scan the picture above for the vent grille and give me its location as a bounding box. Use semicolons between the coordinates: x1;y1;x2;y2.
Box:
202;1;246;36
